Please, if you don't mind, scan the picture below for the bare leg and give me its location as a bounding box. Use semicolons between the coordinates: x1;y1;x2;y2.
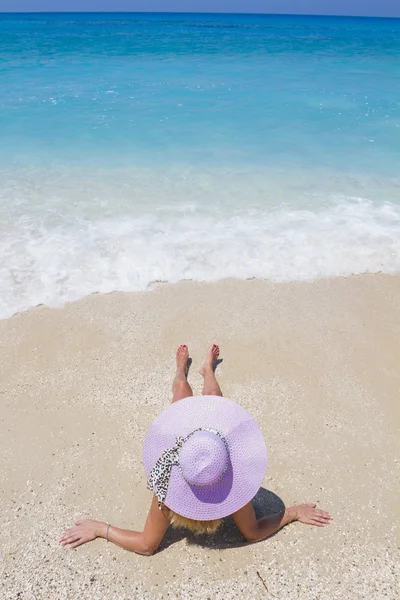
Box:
171;345;193;404
200;344;222;397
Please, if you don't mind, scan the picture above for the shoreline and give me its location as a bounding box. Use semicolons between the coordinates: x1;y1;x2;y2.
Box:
1;274;399;599
2;166;400;322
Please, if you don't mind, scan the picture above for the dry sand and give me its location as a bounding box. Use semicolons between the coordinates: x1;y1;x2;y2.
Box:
1;274;399;600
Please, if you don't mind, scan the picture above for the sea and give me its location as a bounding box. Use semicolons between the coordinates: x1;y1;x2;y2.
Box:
1;12;399;318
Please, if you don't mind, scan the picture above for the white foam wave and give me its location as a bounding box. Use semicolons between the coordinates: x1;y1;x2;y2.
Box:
1;199;400;319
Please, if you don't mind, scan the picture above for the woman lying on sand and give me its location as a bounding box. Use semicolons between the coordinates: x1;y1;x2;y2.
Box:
60;345;332;555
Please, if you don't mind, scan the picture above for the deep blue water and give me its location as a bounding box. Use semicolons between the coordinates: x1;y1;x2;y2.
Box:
1;12;399;169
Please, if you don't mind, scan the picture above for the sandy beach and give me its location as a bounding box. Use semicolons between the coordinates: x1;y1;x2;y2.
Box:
1;274;399;600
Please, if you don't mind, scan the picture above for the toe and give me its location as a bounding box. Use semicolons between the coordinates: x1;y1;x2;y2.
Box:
176;345;189;362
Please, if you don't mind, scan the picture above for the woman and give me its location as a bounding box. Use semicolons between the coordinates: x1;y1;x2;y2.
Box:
60;344;331;554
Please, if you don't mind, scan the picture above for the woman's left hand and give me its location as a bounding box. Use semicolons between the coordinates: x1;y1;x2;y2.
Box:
59;519;106;549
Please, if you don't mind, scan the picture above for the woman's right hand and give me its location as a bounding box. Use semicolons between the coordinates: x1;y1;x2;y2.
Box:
289;503;332;527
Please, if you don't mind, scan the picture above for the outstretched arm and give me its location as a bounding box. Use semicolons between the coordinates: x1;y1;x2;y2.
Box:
233;502;332;543
60;495;170;556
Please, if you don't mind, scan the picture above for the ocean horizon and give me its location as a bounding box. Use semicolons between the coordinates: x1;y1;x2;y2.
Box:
1;12;399;318
1;12;399;17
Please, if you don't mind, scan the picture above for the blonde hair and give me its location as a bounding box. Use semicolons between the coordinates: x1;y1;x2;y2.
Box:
167;508;223;535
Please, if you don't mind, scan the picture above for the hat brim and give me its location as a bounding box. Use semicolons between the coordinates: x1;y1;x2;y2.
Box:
143;396;267;520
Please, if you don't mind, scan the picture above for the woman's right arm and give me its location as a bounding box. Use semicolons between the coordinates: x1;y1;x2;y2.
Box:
233;501;331;543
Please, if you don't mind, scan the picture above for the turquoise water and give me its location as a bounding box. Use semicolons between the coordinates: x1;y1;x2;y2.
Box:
1;13;400;317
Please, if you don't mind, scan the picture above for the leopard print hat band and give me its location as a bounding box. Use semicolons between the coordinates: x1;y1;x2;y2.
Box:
147;427;230;508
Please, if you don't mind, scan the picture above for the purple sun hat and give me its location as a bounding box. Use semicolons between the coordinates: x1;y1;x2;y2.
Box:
143;395;267;520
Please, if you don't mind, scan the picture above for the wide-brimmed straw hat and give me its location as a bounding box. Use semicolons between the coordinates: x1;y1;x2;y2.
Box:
143;395;268;520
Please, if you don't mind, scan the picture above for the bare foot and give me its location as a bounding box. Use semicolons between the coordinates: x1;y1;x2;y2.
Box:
200;344;220;376
176;344;189;379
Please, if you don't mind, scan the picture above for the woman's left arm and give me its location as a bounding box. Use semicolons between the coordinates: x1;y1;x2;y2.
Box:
60;495;170;556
